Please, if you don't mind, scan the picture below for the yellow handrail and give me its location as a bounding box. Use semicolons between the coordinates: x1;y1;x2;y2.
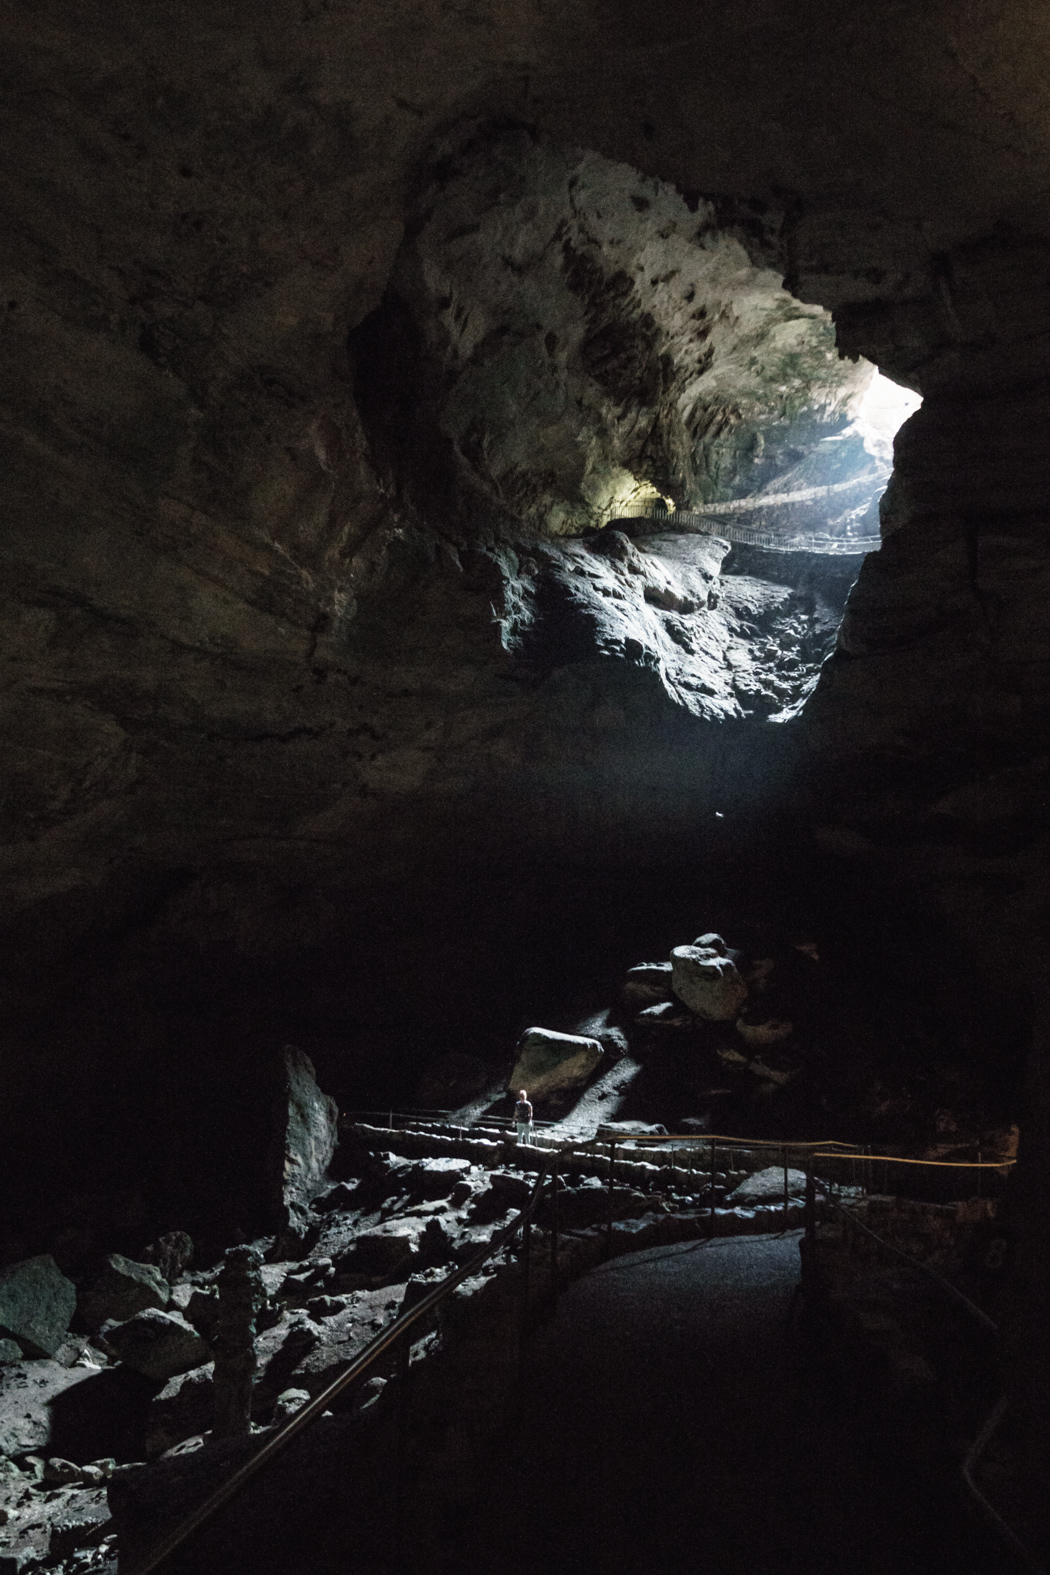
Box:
593;1132;1016;1168
810;1152;1015;1168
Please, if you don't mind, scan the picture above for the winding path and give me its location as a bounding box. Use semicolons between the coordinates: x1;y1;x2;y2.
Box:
461;1232;1005;1575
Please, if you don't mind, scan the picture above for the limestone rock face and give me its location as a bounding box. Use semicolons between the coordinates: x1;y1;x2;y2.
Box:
0;1257;76;1359
0;48;870;1250
671;947;748;1022
507;1028;604;1099
268;1047;340;1246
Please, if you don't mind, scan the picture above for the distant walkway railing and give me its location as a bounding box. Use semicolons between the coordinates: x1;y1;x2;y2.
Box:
610;501;882;554
130;1116;1023;1574
813;1180;1043;1574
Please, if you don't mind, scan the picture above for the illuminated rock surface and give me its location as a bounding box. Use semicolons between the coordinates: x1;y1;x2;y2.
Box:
0;1258;76;1360
507;1026;605;1098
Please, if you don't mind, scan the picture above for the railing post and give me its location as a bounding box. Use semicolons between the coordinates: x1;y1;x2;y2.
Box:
782;1144;789;1229
709;1140;717;1235
394;1337;409;1567
550;1156;559;1313
606;1139;617;1252
518;1197;532;1385
523;1204;532;1302
804;1163;816;1248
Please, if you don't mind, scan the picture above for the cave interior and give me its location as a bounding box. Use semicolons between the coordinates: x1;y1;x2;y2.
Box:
3;1;1050;1567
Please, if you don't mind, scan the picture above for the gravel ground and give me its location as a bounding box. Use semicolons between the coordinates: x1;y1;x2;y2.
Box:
457;1231;1008;1575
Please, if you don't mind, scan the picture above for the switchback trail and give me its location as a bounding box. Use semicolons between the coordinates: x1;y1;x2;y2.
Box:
457;1232;1007;1575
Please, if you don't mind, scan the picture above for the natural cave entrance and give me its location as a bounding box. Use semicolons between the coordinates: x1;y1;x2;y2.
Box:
330;130;949;1109
4;129;1018;1285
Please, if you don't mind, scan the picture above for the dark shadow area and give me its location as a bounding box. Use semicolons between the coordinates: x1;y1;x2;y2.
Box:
456;1234;1009;1575
48;1368;161;1466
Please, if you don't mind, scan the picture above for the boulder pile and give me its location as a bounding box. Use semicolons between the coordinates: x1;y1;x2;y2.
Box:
603;928;816;1127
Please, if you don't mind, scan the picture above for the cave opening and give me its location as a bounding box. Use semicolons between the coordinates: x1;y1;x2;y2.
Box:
331;127;989;1168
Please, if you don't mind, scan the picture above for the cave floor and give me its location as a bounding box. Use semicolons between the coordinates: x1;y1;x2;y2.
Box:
457;1232;1007;1575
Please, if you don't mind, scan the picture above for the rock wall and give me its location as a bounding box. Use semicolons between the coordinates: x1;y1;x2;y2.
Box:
799;242;1050;1490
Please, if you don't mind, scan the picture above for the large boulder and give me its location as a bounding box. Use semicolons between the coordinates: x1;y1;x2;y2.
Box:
105;1310;210;1381
142;1231;194;1283
506;1027;604;1099
342;1217;452;1279
0;1255;76;1357
78;1254;170;1331
267;1046;340;1249
693;932;729;955
146;1365;214;1459
43;1486;113;1563
671;946;748;1021
404;1157;473;1200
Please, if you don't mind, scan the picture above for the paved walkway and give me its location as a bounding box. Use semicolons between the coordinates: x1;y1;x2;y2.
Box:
460;1232;1006;1575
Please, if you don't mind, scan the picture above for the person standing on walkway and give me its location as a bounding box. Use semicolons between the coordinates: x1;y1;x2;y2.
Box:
515;1089;534;1144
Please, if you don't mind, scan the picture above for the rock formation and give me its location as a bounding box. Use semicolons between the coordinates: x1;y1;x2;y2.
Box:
267;1047;340;1251
507;1026;604;1099
0;1258;77;1360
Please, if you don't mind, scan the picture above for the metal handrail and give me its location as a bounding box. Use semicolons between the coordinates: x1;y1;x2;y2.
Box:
130;1155;555;1575
816;1183;998;1333
962;1398;1045;1575
814;1182;1044;1572
344;1110;1017;1166
130;1110;1027;1573
341;1108;563;1131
